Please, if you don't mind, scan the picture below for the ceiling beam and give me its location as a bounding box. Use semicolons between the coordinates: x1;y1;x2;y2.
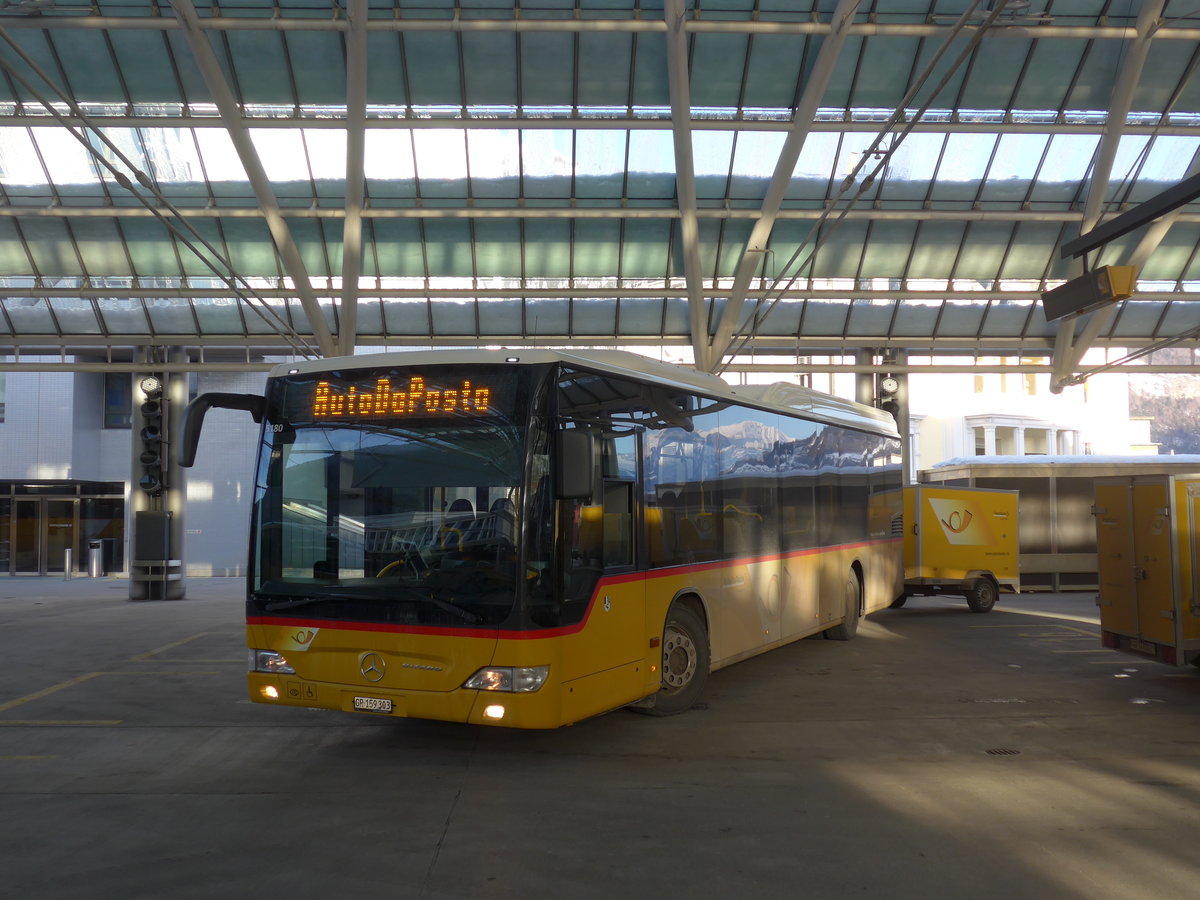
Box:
4;286;1198;302
336;0;369;357
8;205;1198;227
663;0;709;372
0;332;1178;355
707;0;861;370
168;0;337;358
6;15;1197;42
1;115;1195;138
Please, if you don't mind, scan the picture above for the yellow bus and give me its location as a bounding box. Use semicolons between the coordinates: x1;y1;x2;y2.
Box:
181;350;903;728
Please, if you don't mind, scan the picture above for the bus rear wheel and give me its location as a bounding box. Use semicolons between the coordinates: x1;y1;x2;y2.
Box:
825;570;862;641
645;604;709;716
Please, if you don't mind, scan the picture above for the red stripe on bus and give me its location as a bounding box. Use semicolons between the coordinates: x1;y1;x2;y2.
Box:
247;537;900;641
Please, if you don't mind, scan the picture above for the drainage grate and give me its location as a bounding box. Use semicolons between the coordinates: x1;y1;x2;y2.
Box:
985;748;1021;756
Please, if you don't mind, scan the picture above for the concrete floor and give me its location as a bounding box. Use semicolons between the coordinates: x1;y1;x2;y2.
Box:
2;576;1199;899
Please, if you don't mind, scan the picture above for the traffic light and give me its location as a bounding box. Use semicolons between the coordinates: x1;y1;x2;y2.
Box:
138;375;166;497
877;374;901;420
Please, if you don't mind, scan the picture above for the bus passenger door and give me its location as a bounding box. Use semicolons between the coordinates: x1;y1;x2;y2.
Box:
560;430;645;683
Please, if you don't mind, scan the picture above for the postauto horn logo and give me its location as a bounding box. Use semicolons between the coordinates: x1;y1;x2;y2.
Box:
926;497;995;546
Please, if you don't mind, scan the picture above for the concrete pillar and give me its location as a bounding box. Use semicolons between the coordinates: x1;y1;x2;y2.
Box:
129;348;187;601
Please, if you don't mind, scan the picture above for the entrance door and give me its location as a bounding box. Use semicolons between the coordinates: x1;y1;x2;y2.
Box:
12;498;77;575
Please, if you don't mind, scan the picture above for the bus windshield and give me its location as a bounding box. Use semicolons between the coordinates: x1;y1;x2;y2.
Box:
249;366;535;628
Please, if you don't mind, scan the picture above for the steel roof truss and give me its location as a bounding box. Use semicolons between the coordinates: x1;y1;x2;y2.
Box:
168;0;336;357
663;0;708;371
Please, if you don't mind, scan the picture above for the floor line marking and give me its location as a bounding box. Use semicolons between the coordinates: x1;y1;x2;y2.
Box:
0;672;105;714
128;632;217;662
0;721;120;727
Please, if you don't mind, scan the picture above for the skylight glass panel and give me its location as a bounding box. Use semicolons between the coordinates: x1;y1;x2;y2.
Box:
731;131;786;181
95;297;150;334
1125;136;1199;197
692;130;734;200
299;129;351;182
626;130;676;199
4;297;56;333
465;130;520;181
250;129;311;182
413;130;469;197
798;299;851;335
90;127;149;187
194;128;249;182
574;129;627;199
476;298;522;335
984;134;1050;200
0;128;47;186
980;299;1036;339
144;298;197;333
1032;134;1099;202
572;298;618;334
876;133;944;201
927;133;996;203
140;128;206;185
521;130;573;198
525;297;570;335
30;128;99;186
891;299;944;337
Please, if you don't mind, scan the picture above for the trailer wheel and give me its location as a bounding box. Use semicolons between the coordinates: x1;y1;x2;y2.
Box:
889;593;908;609
966;578;998;613
639;604;710;716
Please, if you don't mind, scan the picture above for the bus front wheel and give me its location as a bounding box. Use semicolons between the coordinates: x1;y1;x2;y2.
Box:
646;604;710;716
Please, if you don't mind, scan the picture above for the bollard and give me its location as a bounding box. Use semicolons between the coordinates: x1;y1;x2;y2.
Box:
63;547;73;580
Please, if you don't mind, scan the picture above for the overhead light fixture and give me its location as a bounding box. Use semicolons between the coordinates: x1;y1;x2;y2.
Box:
1040;266;1136;322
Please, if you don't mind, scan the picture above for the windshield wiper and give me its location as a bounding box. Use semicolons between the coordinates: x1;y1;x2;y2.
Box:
257;587;479;623
260;594;334;612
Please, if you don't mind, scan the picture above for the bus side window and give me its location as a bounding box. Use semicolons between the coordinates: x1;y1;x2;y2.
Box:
602;480;633;568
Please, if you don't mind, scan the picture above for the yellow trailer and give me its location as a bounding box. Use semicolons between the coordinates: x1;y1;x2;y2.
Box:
894;485;1019;613
1094;474;1200;667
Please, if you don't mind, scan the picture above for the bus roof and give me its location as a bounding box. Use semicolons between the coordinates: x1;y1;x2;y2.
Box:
270;348;898;437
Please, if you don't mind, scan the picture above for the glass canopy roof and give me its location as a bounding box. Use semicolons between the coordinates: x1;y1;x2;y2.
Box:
0;0;1197;378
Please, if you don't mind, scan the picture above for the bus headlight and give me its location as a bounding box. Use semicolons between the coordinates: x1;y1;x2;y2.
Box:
463;665;549;693
249;649;295;675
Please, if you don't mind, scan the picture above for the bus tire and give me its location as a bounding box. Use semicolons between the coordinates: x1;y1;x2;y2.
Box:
826;570;862;641
645;604;710;716
966;578;998;613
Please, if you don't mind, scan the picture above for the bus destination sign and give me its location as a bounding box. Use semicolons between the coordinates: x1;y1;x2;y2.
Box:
312;376;493;418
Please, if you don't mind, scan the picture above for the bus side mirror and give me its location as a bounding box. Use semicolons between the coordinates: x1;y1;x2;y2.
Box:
554;430;595;500
179;392;266;468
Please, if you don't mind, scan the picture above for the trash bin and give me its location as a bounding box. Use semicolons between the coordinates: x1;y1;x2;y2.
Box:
87;539;105;578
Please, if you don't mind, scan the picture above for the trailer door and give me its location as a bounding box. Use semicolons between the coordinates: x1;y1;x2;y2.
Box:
1130;479;1176;647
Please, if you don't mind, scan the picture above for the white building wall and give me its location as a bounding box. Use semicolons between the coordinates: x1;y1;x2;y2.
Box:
0;370;75;479
908;359;1145;473
183;371;267;577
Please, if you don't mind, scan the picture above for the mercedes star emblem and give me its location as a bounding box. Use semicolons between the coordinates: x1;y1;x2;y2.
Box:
360;652;386;683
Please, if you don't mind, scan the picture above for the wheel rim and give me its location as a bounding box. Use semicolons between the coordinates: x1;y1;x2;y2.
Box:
662;623;697;691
